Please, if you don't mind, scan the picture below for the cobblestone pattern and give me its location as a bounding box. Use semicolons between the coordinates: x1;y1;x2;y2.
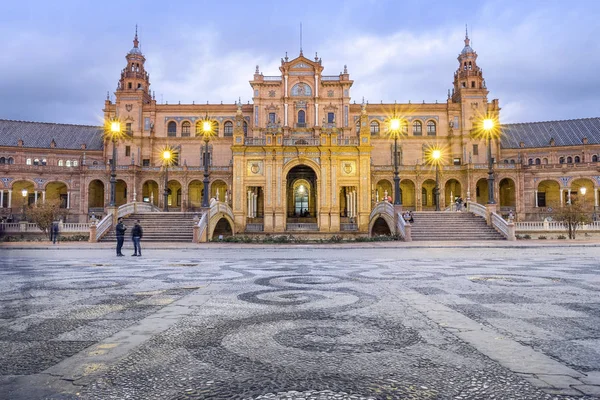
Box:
0;249;599;399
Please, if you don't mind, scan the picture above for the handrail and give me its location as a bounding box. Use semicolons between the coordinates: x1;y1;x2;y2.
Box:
396;211;409;240
117;202;161;219
467;202;487;219
515;221;600;231
95;214;113;241
197;212;208;242
491;212;513;239
369;201;393;221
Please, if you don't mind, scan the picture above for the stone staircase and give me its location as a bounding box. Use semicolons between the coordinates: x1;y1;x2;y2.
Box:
100;213;199;242
410;211;505;241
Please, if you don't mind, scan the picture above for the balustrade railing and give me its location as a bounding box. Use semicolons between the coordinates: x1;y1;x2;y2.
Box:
337;138;359;146
95;214;113;241
467;202;487;219
245;138;266;146
283;138;320;146
286;223;318;231
0;222;89;233
340;223;358;231
246;223;264;232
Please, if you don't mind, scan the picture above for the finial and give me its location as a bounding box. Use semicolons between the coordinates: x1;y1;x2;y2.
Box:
448;89;451;98
106;91;110;101
255;65;259;74
133;24;139;48
300;22;303;56
344;65;348;74
315;52;318;61
285;52;288;61
464;24;470;46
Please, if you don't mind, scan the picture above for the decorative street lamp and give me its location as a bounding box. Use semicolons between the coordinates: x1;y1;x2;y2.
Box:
483;118;496;205
197;115;216;208
162;150;172;212
21;189;27;219
106;119;123;207
387;116;405;206
431;149;442;211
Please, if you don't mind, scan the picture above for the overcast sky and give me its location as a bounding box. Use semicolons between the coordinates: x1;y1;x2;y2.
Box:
1;0;598;126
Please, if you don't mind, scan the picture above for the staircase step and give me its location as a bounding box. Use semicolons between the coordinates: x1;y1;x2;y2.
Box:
409;211;505;241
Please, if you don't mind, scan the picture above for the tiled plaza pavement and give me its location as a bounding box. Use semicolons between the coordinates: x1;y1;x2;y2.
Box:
0;245;599;399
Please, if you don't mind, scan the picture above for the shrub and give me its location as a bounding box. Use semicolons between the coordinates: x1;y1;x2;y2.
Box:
328;235;343;243
538;235;547;240
557;235;567;240
522;234;531;240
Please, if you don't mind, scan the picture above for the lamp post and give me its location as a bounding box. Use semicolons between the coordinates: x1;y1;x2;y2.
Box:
199;118;215;208
388;117;403;206
483;118;496;205
432;149;442;211
162;150;172;212
108;120;121;207
21;189;27;219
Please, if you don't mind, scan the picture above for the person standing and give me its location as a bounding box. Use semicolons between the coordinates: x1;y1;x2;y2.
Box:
115;218;126;256
131;219;143;257
51;220;60;244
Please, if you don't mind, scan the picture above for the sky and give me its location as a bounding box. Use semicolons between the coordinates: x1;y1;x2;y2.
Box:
0;0;598;126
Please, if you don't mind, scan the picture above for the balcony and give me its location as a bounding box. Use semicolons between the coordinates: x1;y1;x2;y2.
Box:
296;123;307;128
245;138;266;146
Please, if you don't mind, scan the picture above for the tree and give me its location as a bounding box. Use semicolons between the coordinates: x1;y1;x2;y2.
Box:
554;200;592;239
26;199;69;238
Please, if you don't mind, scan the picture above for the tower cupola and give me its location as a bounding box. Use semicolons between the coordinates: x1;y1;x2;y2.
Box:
117;26;151;103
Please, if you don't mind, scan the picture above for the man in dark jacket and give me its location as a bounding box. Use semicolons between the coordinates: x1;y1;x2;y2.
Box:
131;220;143;257
115;218;126;256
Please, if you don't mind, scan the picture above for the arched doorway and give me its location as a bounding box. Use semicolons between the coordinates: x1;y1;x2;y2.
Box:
11;180;35;220
444;179;462;208
46;181;69;208
476;178;488;205
115;179;128;207
286;165;317;228
570;178;594;208
371;217;392;236
537;180;560;208
421;179;436;209
375;179;392;202
213;217;233;238
188;180;203;210
499;178;516;209
142;180;159;206
88;180;104;210
166;180;182;210
211;180;228;202
400;180;415;209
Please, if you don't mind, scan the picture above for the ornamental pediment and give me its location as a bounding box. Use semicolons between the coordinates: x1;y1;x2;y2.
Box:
292;62;311;69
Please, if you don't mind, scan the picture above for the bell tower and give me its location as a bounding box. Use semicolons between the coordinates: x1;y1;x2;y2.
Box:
451;27;488;103
116;26;151;104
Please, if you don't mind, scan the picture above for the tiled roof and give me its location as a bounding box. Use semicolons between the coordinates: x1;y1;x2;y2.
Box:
501;117;600;149
0;119;103;150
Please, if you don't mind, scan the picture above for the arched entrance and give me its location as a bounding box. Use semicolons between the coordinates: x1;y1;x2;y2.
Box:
444;179;462;207
11;180;35;220
371;217;392;236
476;178;488;205
213;217;233;238
211;180;228;202
88;180;104;210
499;178;516;209
142;180;159;206
188;180;203;210
537;180;560;208
421;179;436;209
115;179;128;207
286;165;318;229
400;180;415;209
166;180;182;210
570;178;594;208
46;181;69;208
375;179;392;202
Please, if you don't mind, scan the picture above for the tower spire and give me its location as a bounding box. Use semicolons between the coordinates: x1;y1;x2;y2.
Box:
464;24;470;46
299;22;303;56
133;24;139;48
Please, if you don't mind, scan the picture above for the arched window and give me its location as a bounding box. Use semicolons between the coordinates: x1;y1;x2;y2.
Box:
58;160;64;166
574;156;581;163
8;157;13;165
593;155;599;162
528;158;533;165
356;120;361;134
504;160;509;164
167;121;177;137
370;121;380;135
66;160;72;167
297;110;306;126
33;158;39;165
412;121;422;136
543;158;548;164
510;159;515;164
0;157;5;164
224;121;233;137
559;157;565;164
181;121;191;137
535;158;541;165
427;121;437;136
243;121;248;136
567;156;573;163
73;160;78;167
291;83;312;96
26;158;32;165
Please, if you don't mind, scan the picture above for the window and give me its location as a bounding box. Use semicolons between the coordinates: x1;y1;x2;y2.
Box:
574;156;581;163
128;82;132;89
427;121;437;136
471;81;475;88
535;158;541;165
412;121;422;136
182;121;191;137
125;146;131;157
593;155;599;162
543;158;548;164
294;185;309;216
26;158;32;165
528;158;533;165
370;121;380;135
243;121;248;136
73;160;78;167
291;83;312;96
453;158;461;166
473;144;479;156
142;159;150;167
297;110;306;127
327;112;335;124
126;123;132;134
66;160;72;167
167;121;177;137
269;113;276;123
510;159;515;164
559;157;565;164
504;160;509;164
537;192;546;208
0;157;4;164
41;158;47;166
224;121;233;136
567;156;573;163
8;157;13;165
58;160;64;166
461;82;466;88
356;120;361;134
33;158;39;166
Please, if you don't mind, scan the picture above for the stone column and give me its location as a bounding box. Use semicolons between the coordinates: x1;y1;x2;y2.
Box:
42;190;45;203
66;192;70;209
595;188;599;207
34;191;38;203
560;189;563;207
534;190;538;207
0;189;3;208
8;190;12;208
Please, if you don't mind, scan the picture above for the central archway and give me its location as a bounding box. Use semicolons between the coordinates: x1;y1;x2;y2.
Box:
286;164;318;228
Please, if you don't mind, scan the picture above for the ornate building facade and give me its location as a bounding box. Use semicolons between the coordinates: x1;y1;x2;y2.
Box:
1;30;599;236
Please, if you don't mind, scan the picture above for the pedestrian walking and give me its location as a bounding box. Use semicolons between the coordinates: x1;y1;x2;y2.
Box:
51;220;60;244
116;218;126;256
131;219;143;257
